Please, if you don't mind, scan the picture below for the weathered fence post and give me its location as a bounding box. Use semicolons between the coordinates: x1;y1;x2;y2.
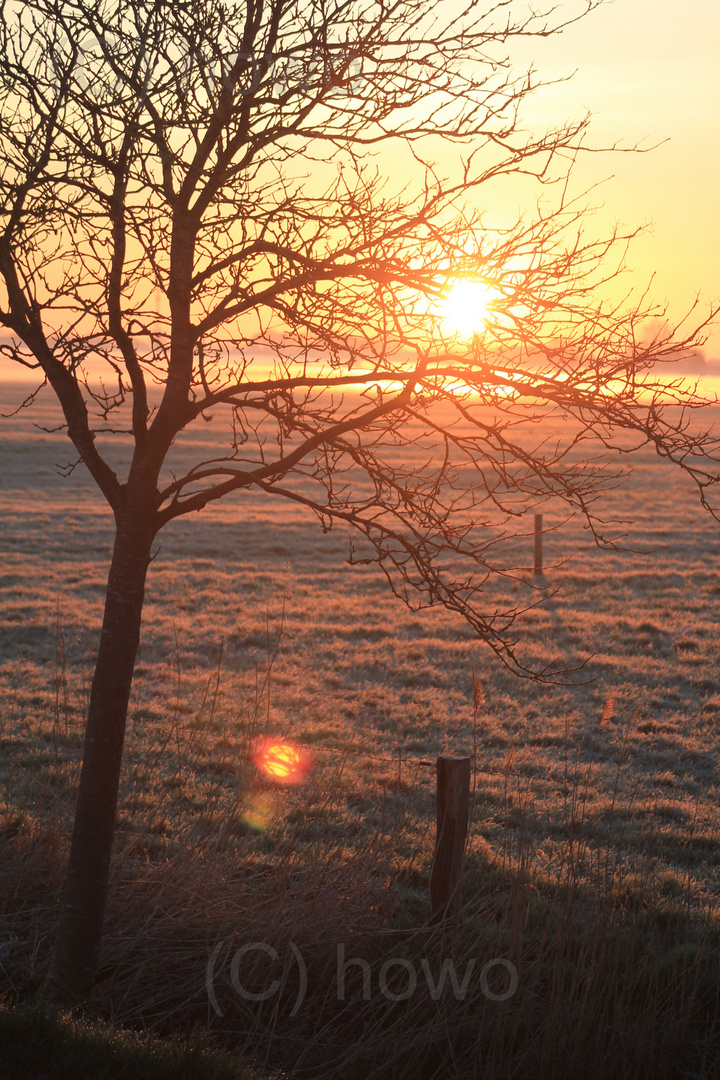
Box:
534;512;543;576
430;756;471;923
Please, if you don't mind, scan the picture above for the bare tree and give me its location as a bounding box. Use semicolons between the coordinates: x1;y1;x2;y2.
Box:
0;0;717;1004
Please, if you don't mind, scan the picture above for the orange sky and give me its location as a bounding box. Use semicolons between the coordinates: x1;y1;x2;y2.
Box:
510;0;720;356
1;0;717;386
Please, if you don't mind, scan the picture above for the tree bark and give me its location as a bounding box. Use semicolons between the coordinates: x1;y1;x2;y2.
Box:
44;515;154;1004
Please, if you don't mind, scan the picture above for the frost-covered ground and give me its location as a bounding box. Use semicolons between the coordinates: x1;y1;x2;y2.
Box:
2;379;720;908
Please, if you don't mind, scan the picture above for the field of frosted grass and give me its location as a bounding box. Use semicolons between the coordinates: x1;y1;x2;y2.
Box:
3;379;720;1078
2;381;720;890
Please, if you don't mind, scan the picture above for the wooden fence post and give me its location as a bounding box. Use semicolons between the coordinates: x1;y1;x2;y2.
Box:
534;512;543;576
430;756;471;924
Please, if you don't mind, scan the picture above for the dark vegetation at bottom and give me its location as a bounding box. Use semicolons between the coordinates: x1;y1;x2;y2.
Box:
2;822;720;1080
0;1001;260;1080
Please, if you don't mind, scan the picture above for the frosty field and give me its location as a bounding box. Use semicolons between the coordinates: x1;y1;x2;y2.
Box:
2;379;720;1078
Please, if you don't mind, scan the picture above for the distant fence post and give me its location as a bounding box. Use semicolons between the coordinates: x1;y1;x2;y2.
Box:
430;756;471;924
534;513;543;576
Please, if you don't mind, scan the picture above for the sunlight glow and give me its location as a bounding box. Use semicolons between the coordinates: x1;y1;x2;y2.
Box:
254;739;310;784
438;280;500;339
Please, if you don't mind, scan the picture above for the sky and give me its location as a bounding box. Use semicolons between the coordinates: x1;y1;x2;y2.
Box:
511;0;720;356
0;0;718;385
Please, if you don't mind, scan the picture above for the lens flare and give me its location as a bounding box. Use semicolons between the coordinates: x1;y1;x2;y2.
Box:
241;792;277;831
254;739;310;784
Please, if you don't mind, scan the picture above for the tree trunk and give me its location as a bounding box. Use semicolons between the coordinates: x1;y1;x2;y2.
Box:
44;517;154;1004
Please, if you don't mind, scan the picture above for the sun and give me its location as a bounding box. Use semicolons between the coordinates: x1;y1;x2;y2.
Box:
438;280;498;339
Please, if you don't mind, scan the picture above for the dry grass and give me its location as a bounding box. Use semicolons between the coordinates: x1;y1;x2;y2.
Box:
2;382;720;1078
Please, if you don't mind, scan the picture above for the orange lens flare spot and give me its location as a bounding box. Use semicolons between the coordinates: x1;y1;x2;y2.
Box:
254;739;310;785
